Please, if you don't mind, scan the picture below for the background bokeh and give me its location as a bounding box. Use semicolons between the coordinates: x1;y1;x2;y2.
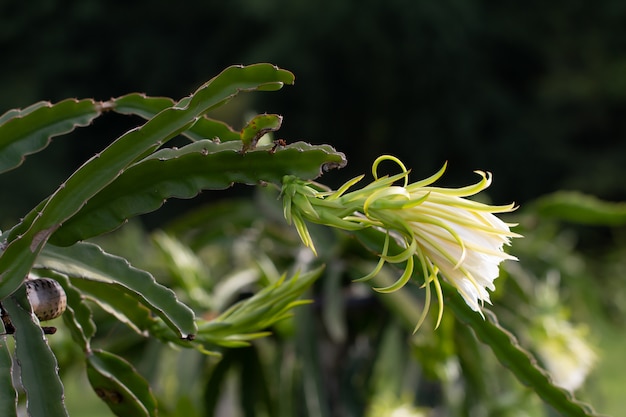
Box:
2;0;625;224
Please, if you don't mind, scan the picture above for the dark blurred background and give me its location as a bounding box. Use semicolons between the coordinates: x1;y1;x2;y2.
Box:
2;0;626;224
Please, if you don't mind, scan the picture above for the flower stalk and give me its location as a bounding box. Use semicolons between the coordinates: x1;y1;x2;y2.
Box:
281;155;521;331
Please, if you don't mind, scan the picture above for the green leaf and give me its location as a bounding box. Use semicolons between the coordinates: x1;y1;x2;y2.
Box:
0;335;17;416
189;117;242;142
50;140;346;246
53;274;96;350
532;191;626;226
2;289;69;417
0;101;52;124
69;278;154;335
86;349;157;417
108;93;175;120
110;93;241;142
36;242;196;339
444;284;601;417
240;113;283;152
0;63;294;300
0;99;102;173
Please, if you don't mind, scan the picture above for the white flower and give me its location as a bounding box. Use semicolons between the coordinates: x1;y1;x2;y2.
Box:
530;273;597;391
396;178;519;313
534;315;597;391
282;155;521;330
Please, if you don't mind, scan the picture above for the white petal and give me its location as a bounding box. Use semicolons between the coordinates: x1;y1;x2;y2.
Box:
406;199;516;310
